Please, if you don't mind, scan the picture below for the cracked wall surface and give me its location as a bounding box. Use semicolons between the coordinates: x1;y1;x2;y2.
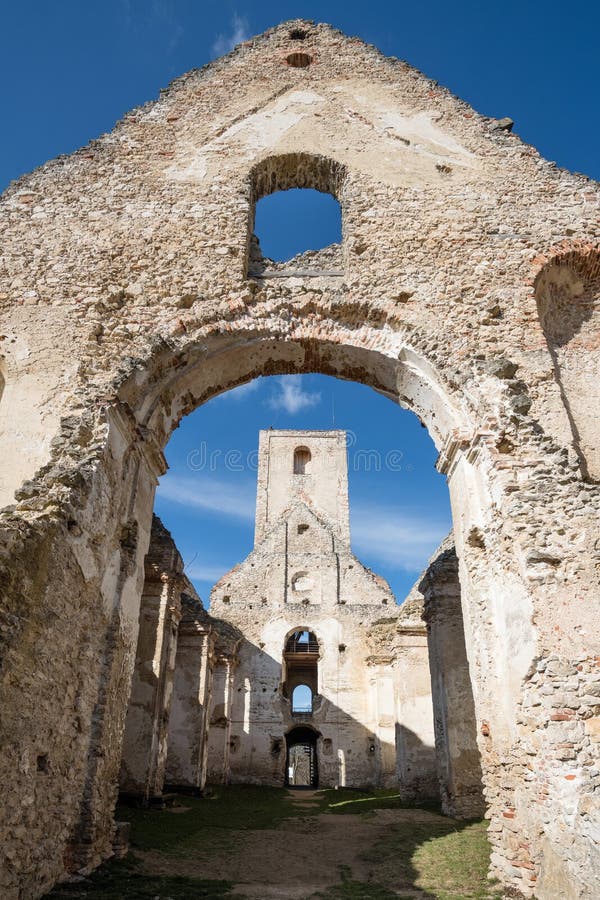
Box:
0;19;599;900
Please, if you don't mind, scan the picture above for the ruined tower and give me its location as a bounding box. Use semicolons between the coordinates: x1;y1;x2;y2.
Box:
254;429;350;546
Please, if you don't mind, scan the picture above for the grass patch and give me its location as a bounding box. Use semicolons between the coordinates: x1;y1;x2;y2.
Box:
413;821;502;900
46;788;501;900
319;787;440;816
46;856;237;899
363;816;502;900
115;785;317;856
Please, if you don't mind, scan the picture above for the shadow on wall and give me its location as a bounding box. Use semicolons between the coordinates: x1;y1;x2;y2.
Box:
203;627;440;800
535;249;600;482
395;722;439;803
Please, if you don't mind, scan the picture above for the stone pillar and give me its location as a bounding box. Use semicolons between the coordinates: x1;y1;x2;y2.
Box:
421;542;485;819
119;572;181;801
64;418;165;876
119;516;185;803
164;595;214;791
206;655;237;784
393;628;439;802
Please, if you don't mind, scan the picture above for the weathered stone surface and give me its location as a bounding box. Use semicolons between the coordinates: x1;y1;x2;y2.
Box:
0;18;598;900
164;592;214;792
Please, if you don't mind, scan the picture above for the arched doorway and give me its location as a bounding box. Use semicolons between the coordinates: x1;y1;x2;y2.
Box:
1;326;528;880
286;726;319;788
2;322;590;898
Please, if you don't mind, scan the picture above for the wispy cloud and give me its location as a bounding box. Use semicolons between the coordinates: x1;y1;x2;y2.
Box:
185;559;233;585
351;502;451;574
157;474;255;522
267;377;321;415
117;0;183;54
212;13;250;57
213;379;262;402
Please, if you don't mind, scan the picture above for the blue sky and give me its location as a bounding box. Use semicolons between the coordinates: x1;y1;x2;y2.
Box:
2;1;599;191
2;2;598;603
155;376;451;601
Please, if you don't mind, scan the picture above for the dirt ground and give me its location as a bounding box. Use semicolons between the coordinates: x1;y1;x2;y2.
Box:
48;787;502;899
141;791;424;897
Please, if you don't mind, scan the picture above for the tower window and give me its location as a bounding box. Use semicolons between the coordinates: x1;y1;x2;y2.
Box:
294;446;311;474
283;631;319;717
291;684;313;713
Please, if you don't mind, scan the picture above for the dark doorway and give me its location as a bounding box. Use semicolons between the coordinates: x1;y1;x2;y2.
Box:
286;726;319;788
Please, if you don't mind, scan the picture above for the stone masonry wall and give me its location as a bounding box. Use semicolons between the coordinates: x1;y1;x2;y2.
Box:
164;593;214;792
207;430;437;792
0;19;598;899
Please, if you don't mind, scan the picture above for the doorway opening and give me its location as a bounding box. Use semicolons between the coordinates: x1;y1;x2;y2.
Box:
286;726;319;788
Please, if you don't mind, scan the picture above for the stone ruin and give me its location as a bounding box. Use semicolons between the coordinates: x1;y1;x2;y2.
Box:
205;428;442;795
0;18;599;900
119;430;484;816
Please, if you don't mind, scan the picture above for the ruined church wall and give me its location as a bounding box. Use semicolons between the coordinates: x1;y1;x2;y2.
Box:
0;417;159;898
393;637;439;801
205;605;436;792
119;517;206;801
420;542;485;818
0;19;598;898
205;659;235;784
119;575;180;799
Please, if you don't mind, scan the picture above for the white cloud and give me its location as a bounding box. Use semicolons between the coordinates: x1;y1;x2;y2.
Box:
267;377;321;415
157;474;255;522
212;13;250;57
213;379;261;402
351;502;451;574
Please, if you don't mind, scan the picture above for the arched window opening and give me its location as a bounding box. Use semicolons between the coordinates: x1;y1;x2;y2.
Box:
293;446;311;475
250;189;341;276
248;153;346;279
292;684;313;714
283;630;319;715
286;52;312;68
285;630;318;654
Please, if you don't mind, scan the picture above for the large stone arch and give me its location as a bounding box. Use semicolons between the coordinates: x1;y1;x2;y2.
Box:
0;20;598;900
0;315;591;898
